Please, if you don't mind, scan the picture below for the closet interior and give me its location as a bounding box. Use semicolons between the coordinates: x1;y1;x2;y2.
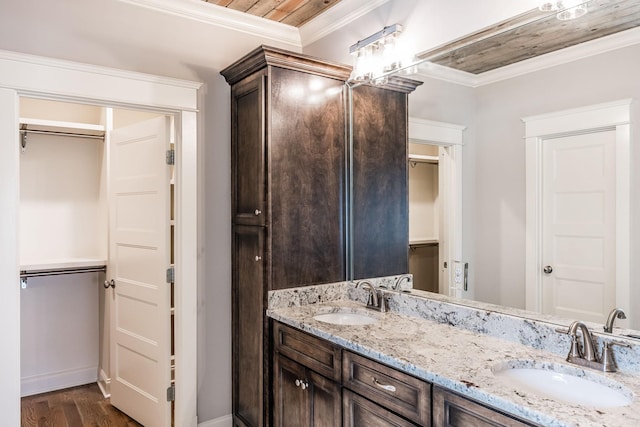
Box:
18;98;174;402
408;142;441;293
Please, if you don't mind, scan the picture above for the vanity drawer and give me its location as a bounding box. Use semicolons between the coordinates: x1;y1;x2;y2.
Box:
273;322;342;381
343;351;431;426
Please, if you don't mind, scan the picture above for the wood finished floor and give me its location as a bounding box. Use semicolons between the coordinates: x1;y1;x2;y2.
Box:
21;383;142;427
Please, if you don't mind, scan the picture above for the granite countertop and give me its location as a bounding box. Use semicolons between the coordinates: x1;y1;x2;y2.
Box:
268;299;640;427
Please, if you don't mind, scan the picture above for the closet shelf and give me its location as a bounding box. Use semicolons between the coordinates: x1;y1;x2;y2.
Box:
409;238;439;248
19;117;106;139
408;154;438;164
20;258;107;272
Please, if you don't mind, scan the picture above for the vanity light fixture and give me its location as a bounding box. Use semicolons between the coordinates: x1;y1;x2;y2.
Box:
349;24;415;84
538;0;588;20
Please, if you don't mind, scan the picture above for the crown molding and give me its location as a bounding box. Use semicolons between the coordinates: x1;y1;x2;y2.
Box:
299;0;391;47
414;25;640;88
117;0;301;48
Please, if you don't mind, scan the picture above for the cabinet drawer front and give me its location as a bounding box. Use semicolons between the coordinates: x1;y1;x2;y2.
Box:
343;389;419;427
433;387;536;427
274;322;341;381
343;351;431;426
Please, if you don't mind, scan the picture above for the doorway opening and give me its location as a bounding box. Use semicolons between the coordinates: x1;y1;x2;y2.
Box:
0;50;199;426
19;98;175;426
407;118;465;298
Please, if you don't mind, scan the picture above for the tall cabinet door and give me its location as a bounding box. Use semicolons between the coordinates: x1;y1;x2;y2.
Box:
233;225;266;427
232;72;267;226
351;85;409;279
109;116;172;427
269;67;347;289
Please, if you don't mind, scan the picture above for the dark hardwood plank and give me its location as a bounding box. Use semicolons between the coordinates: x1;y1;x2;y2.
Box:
21;383;142;427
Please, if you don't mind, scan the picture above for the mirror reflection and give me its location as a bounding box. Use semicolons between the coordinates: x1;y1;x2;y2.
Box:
389;0;640;333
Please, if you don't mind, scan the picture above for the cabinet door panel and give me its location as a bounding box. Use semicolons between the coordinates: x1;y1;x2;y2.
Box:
433;387;535;427
269;67;346;289
233;226;266;427
308;368;341;427
274;355;309;427
343;390;418;427
232;72;267;226
351;84;409;279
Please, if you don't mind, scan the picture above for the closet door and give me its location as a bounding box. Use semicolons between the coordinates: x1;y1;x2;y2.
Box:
109;116;172;427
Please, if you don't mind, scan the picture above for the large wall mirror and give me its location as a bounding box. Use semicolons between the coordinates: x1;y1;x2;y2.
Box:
386;0;640;334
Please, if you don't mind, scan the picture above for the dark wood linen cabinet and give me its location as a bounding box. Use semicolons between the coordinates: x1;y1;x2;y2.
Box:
222;46;422;427
222;46;351;427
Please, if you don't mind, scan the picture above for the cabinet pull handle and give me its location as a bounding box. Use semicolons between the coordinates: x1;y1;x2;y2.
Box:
373;378;396;393
255;256;262;262
254;209;262;216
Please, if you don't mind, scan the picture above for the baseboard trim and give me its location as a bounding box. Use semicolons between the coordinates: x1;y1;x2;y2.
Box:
97;369;111;398
21;366;98;397
198;414;233;427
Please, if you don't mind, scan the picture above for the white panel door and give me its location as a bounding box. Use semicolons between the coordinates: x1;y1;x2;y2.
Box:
541;130;616;323
109;116;172;427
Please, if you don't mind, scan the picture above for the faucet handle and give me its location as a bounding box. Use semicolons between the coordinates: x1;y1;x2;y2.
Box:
601;340;631;372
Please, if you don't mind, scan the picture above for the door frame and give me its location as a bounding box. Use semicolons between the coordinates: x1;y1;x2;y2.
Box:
522;99;632;324
0;50;200;426
408;117;465;298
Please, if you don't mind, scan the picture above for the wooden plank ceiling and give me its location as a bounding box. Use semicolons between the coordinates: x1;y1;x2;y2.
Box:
418;0;640;74
206;0;343;27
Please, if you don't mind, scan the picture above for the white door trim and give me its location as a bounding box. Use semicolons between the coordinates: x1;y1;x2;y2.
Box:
0;50;200;426
408;117;465;297
522;99;633;324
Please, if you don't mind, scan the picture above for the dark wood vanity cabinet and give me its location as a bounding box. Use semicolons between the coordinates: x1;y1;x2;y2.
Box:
432;387;536;427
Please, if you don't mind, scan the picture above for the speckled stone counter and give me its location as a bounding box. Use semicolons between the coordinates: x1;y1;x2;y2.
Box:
267;280;640;427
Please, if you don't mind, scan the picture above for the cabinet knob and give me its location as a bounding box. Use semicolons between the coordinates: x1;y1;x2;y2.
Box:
255;256;262;262
301;381;308;390
254;209;262;216
295;379;301;387
543;265;553;274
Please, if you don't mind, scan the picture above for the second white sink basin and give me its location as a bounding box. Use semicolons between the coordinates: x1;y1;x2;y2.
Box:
493;361;633;408
313;310;378;326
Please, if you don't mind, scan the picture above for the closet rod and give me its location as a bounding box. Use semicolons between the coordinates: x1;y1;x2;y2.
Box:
20;129;105;140
20;266;107;279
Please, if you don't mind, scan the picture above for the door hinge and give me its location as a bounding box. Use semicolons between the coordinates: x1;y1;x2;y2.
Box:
166;266;175;284
166;149;175;165
166;385;175;402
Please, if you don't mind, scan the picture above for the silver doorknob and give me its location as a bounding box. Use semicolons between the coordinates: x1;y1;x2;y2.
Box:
543;266;553;274
103;279;116;289
254;209;262;216
255;256;262;262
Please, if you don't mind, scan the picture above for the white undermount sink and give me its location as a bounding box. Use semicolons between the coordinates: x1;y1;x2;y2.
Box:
492;361;633;408
313;309;378;326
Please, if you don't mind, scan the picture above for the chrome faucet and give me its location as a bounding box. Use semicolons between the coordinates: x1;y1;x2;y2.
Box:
604;307;626;333
561;320;630;372
356;280;385;312
394;274;411;291
567;321;598;362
